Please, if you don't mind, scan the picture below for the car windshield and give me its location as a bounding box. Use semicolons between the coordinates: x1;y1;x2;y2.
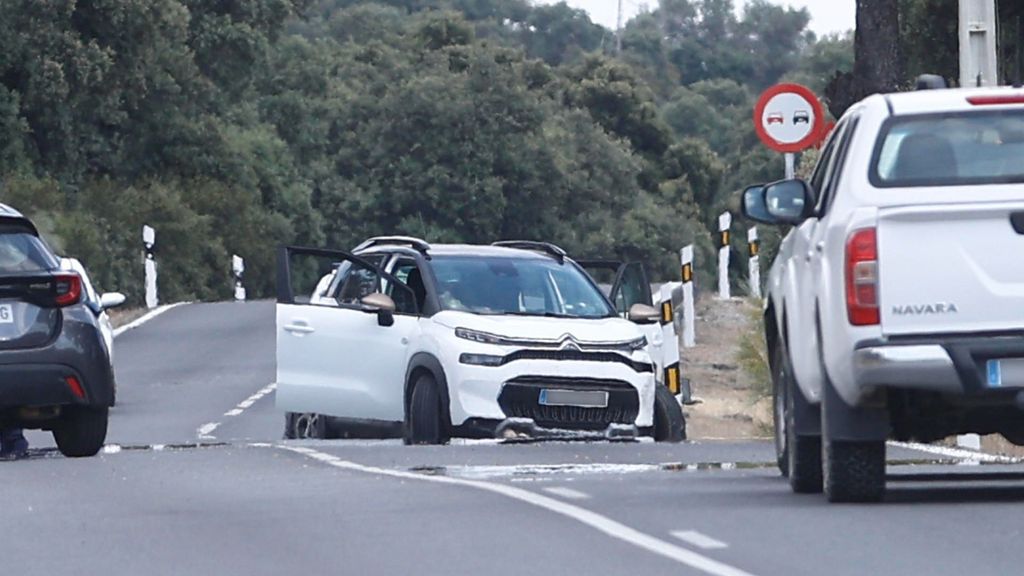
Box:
429;255;615;318
872;110;1024;187
0;230;57;274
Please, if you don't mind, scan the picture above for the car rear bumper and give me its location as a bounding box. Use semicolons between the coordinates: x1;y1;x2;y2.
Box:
853;334;1024;399
0;364;90;407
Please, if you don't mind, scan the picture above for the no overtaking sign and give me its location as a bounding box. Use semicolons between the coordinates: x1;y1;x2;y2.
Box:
753;83;825;153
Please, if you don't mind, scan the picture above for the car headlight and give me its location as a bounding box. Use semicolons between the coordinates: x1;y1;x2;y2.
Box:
454;327;503;344
628;335;648;351
459;353;505;367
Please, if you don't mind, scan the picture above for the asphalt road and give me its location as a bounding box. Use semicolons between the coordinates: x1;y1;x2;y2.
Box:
9;301;1024;576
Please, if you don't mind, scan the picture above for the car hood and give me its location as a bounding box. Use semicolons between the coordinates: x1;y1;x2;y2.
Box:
431;311;644;344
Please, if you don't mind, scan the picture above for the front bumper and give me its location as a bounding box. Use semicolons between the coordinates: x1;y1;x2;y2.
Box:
853;334;1024;398
447;359;655;429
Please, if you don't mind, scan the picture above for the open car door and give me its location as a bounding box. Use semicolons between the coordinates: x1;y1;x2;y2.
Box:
276;246;419;423
577;259;664;376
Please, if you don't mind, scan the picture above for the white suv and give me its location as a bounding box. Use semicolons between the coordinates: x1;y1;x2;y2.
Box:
275;238;685;444
744;85;1024;502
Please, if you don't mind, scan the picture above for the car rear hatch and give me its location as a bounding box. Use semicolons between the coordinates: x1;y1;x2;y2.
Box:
878;200;1024;336
0;223;66;351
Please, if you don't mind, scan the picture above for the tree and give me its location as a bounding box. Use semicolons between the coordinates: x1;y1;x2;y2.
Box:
826;0;901;118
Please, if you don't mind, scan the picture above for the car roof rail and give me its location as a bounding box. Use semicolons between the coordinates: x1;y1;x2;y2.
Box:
353;236;432;257
492;241;567;263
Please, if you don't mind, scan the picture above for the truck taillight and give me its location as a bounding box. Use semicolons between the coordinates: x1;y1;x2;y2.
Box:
54;274;82;307
845;228;879;326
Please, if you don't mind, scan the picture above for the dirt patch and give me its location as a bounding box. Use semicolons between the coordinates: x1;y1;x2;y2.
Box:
682;297;771;440
107;307;147;329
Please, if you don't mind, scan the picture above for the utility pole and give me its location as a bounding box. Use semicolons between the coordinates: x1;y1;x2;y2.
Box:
959;0;999;87
614;0;622;54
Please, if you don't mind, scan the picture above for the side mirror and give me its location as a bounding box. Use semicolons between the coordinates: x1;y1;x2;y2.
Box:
360;293;396;327
627;303;661;325
742;179;815;225
99;292;126;310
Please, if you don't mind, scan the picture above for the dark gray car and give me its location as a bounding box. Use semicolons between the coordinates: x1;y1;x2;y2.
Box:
0;204;119;457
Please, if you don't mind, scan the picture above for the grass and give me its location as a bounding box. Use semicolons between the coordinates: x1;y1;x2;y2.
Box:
735;302;771;403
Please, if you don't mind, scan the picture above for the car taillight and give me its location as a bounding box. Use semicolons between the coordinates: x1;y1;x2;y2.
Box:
54;274;82;307
845;228;879;326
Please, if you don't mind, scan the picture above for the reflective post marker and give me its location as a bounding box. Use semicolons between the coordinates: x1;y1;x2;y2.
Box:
232;255;246;302
748;227;761;299
659;283;682;395
718;212;731;300
680;245;696;348
143;224;158;309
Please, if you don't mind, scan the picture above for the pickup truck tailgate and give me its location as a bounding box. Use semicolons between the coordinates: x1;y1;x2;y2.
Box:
878;201;1024;336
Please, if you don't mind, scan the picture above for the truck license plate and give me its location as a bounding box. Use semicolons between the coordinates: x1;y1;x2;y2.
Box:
539;389;608;408
987;359;1024;388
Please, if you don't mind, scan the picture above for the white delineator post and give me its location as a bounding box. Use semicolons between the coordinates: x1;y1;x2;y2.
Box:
658;283;682;397
680;245;696;348
142;225;158;309
959;0;999;88
748;227;761;299
717;211;732;299
232;255;246;302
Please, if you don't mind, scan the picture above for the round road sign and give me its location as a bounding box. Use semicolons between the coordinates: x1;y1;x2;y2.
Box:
753;83;824;153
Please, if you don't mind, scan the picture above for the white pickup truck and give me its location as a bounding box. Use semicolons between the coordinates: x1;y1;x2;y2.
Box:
743;85;1024;502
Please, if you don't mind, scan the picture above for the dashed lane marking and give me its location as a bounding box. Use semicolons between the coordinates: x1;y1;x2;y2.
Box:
197;422;220;440
542;486;591;500
224;383;277;417
671;530;729;550
269;444;759;576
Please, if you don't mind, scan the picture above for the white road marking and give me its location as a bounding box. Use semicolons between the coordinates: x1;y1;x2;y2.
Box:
671;530;729;550
197;422;220;439
271;444;758;576
542;486;591;500
888;441;1022;464
102;444;122;455
112;302;189;338
223;383;277;417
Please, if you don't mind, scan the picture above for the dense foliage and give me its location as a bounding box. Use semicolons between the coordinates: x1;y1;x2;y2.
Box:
0;0;857;303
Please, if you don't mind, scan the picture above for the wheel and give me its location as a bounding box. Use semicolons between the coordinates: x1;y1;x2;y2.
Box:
652;384;686;443
286;412;329;440
53;407;108;458
823;438;886;503
406;373;449;445
773;339;822;493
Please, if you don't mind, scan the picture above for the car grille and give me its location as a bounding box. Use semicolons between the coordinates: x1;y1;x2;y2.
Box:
500;350;653;373
497;376;639;430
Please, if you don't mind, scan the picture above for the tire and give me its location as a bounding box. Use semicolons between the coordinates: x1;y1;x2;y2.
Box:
406;374;449;445
53;407;108;458
286;412;329;440
823;438;886;503
774;339;823;493
652;384;686;443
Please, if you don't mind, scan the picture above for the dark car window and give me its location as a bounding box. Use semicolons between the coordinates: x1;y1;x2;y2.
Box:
429;255;615;318
0;230;58;274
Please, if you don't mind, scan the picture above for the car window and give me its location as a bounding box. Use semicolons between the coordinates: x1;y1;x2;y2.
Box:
0;229;58;274
386;258;424;315
612;263;650;315
816;116;859;215
326;254;386;303
808;125;840;198
331;261;382;306
872;109;1024;187
430;255;615;318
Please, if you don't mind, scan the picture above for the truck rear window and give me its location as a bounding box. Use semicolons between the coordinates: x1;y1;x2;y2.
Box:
871;110;1024;187
0;231;58;273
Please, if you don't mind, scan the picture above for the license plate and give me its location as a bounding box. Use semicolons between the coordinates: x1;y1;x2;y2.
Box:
539;389;608;408
0;304;12;324
986;358;1024;388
